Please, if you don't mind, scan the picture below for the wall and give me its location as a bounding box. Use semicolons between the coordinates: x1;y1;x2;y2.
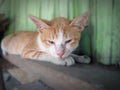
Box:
0;0;9;17
90;0;120;64
0;0;120;65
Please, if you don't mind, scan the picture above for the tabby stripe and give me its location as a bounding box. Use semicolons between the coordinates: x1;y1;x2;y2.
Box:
36;52;41;58
32;52;39;58
23;50;36;58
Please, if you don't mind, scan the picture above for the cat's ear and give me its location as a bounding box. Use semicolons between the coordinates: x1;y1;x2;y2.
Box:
70;12;89;31
29;15;49;32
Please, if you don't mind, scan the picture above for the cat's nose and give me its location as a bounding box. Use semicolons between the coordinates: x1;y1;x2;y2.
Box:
57;51;64;58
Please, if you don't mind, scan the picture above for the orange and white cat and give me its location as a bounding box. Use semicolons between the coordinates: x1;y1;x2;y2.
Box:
1;12;88;66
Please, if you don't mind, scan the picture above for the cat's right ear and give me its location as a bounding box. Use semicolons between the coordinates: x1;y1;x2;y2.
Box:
70;12;89;32
29;15;49;32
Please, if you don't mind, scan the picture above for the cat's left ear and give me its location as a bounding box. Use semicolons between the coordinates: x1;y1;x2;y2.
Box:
70;12;89;31
29;15;49;32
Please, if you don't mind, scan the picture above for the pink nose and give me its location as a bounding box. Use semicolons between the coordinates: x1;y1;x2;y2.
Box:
57;51;64;58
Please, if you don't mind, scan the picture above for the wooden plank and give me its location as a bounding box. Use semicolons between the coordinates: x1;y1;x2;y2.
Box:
8;67;36;84
0;58;5;90
0;69;5;90
3;54;101;90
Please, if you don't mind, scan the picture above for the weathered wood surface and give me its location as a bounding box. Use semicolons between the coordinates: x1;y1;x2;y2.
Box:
0;59;5;90
0;68;5;90
3;54;102;90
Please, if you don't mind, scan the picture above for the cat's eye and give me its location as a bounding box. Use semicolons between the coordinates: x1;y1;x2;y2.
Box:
48;40;55;44
65;39;72;44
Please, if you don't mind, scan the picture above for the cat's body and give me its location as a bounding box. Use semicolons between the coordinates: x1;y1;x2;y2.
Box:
1;12;88;66
1;31;38;55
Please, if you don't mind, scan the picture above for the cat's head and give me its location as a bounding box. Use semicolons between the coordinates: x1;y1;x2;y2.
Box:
29;12;89;58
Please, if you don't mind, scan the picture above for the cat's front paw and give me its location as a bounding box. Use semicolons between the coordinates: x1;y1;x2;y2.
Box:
64;56;75;66
51;57;75;66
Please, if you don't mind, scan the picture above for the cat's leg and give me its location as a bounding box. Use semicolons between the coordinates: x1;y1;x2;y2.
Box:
63;56;75;66
70;54;91;64
21;49;72;66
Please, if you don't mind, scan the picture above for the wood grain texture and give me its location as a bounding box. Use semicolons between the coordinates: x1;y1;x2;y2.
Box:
4;54;102;90
0;58;5;90
0;69;5;90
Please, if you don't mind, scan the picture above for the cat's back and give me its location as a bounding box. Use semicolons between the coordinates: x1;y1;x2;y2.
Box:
1;31;38;55
2;31;38;44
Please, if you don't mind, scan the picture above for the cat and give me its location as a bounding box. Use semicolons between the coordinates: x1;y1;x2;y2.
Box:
1;12;88;66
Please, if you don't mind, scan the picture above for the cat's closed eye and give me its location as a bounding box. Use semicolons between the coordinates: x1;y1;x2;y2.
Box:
65;39;72;44
48;40;55;44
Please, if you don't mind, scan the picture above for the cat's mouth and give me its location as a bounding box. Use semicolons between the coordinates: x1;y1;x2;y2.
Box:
57;53;68;59
57;52;64;58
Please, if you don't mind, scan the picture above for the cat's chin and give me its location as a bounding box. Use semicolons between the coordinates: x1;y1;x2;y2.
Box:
52;55;65;59
50;52;70;59
58;55;68;60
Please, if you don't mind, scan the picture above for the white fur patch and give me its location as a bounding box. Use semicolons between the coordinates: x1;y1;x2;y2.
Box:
55;28;66;55
37;35;46;52
1;40;7;55
56;28;65;45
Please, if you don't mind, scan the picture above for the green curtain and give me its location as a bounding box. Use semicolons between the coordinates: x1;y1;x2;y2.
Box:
1;0;120;65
